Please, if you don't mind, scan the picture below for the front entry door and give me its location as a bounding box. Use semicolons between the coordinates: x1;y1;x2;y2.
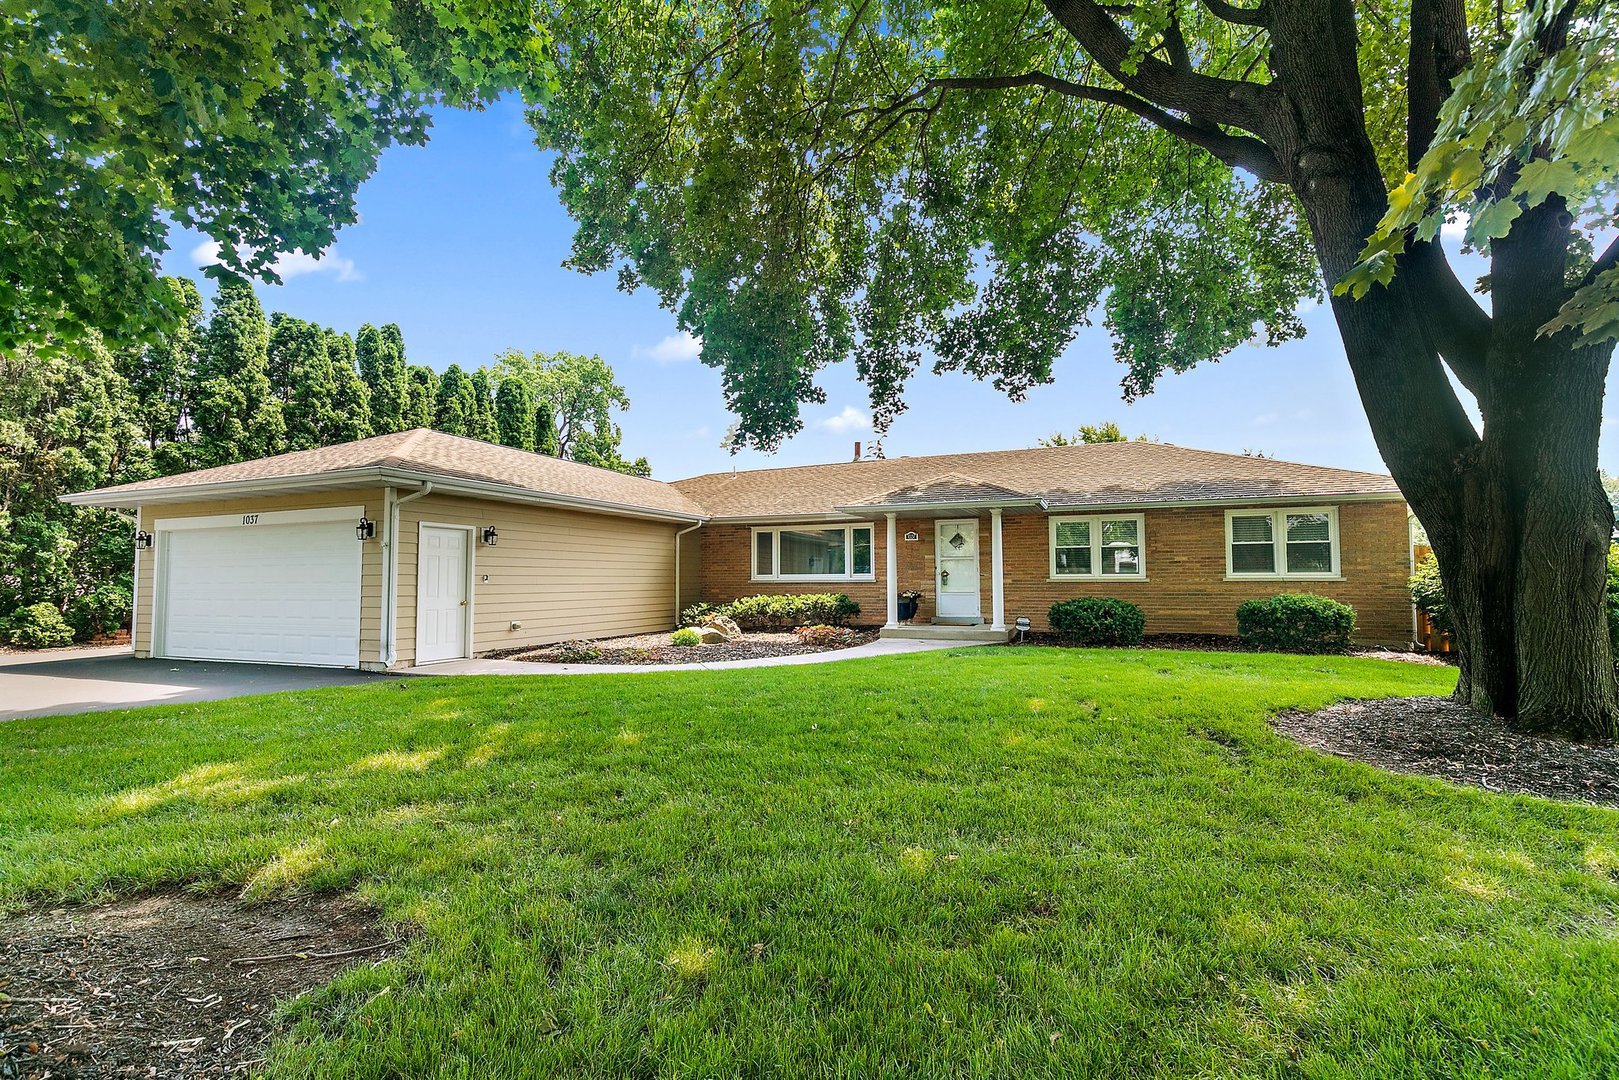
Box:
416;525;470;664
935;520;981;622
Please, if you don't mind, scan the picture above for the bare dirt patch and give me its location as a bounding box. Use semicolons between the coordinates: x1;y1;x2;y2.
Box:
1273;696;1619;808
487;628;877;666
1;891;397;1079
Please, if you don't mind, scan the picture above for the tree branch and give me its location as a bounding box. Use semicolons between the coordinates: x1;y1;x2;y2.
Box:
1406;0;1469;168
1402;240;1492;397
1201;0;1267;26
1587;234;1619;286
927;72;1284;179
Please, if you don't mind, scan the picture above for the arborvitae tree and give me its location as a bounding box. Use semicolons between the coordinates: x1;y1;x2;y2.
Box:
405;366;439;429
325;330;373;443
356;323;407;433
469;368;498;442
494;379;535;450
118;277;200;468
270;315;337;451
192;281;283;466
433;364;478;436
534;401;560;457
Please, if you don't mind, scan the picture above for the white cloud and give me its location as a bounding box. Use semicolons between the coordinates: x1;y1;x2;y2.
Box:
635;331;703;364
818;405;872;434
190;240;362;283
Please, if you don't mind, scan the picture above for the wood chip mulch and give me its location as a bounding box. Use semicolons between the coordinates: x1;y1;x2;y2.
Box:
487;629;877;666
1272;696;1619;808
1;891;398;1079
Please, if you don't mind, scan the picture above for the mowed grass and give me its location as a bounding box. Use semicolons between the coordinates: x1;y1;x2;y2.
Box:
4;648;1618;1078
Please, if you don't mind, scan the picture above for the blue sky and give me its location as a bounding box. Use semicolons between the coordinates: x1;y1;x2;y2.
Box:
161;97;1618;482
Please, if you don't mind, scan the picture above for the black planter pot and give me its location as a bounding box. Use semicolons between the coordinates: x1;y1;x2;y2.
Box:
898;598;919;622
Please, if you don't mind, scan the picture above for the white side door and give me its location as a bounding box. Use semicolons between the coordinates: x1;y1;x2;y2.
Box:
935;519;981;622
416;525;471;664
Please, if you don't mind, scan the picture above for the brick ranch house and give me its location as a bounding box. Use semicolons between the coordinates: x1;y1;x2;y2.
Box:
63;429;1414;669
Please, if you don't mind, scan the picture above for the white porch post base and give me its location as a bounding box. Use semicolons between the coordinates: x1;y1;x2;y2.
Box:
884;512;900;628
990;508;1006;631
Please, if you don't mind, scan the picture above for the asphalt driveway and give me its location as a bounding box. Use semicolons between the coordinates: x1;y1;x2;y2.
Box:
0;646;385;721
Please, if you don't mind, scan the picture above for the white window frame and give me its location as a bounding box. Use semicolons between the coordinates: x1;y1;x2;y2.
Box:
1225;506;1342;580
751;522;876;582
1047;513;1147;581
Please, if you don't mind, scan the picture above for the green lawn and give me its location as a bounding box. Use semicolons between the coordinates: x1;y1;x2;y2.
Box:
4;648;1618;1078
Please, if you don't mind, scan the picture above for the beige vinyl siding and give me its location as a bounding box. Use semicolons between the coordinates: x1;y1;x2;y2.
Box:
392;492;681;666
133;491;386;665
677;526;704;614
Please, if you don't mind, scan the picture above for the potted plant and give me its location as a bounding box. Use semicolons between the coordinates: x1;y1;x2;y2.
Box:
898;590;923;622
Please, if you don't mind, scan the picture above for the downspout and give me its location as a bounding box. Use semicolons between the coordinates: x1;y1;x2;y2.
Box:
674;522;703;625
383;482;433;667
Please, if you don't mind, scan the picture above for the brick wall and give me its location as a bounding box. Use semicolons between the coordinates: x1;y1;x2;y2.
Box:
698;500;1413;644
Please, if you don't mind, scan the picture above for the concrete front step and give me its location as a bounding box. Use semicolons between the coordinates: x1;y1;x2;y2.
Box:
879;624;1011;643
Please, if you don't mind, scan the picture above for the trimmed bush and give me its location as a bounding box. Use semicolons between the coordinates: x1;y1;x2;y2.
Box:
719;593;860;630
1236;593;1356;653
1047;597;1146;646
1407;553;1450;635
681;602;719;627
3;602;76;648
66;581;132;640
1608;547;1619;658
793;624;860;648
671;627;702;647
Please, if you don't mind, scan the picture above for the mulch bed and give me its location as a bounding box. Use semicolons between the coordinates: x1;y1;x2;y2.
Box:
486;629;878;666
1273;696;1619;808
1;892;398;1079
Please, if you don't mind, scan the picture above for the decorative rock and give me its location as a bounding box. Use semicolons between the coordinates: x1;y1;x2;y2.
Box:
700;614;743;641
695;625;731;644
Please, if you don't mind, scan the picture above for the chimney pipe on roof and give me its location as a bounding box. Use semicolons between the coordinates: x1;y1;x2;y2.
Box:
853;441;862;462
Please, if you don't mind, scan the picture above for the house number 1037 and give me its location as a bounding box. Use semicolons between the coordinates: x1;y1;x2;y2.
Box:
241;514;259;526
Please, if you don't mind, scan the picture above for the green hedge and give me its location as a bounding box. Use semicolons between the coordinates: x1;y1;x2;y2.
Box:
1047;597;1146;646
1415;547;1619;657
1236;593;1356;653
2;602;76;648
685;593;860;630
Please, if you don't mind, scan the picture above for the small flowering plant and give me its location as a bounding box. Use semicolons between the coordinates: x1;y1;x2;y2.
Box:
899;590;925;604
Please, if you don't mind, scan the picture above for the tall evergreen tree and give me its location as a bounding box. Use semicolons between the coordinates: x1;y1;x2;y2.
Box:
270;315;337;451
325;330;373;443
433;364;478;436
117;277;200;469
534;401;560;457
356;323;407;434
469;368;498;442
494;379;536;451
405;366;439;429
192;282;283;466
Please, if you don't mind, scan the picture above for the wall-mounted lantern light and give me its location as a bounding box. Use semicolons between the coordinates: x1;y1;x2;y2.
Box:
481;525;498;546
355;517;376;541
133;530;154;550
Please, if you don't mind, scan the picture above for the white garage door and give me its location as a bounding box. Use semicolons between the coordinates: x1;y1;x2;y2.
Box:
158;514;362;668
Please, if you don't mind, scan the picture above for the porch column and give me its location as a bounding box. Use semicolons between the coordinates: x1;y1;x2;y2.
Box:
990;508;1006;631
885;512;899;628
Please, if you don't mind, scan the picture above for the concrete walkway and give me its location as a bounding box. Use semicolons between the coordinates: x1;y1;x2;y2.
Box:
406;636;972;676
0;646;384;720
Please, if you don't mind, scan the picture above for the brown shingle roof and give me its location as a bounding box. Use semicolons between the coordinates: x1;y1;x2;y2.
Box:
672;442;1401;519
65;429;706;520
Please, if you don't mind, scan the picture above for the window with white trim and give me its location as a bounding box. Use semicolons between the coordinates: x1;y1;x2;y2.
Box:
1048;514;1145;579
1225;507;1341;578
752;523;875;581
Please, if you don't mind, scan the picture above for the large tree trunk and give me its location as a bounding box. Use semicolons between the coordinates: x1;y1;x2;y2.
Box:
1263;0;1619;739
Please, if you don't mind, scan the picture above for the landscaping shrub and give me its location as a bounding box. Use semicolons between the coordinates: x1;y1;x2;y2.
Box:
1407;553;1450;635
3;602;76;648
1608;546;1619;658
1236;593;1356;653
552;640;603;663
680;602;718;627
719;593;860;630
671;627;702;647
793;624;859;648
1047;597;1146;646
65;581;131;640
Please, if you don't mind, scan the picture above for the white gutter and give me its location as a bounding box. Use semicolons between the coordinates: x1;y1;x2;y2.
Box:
833;497;1049;515
383;482;433;667
673;522;703;624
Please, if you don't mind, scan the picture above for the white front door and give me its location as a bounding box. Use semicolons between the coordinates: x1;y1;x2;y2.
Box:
416;525;471;664
935;520;981;622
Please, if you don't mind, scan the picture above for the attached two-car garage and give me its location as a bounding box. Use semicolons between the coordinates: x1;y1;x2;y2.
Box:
153;507;363;668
